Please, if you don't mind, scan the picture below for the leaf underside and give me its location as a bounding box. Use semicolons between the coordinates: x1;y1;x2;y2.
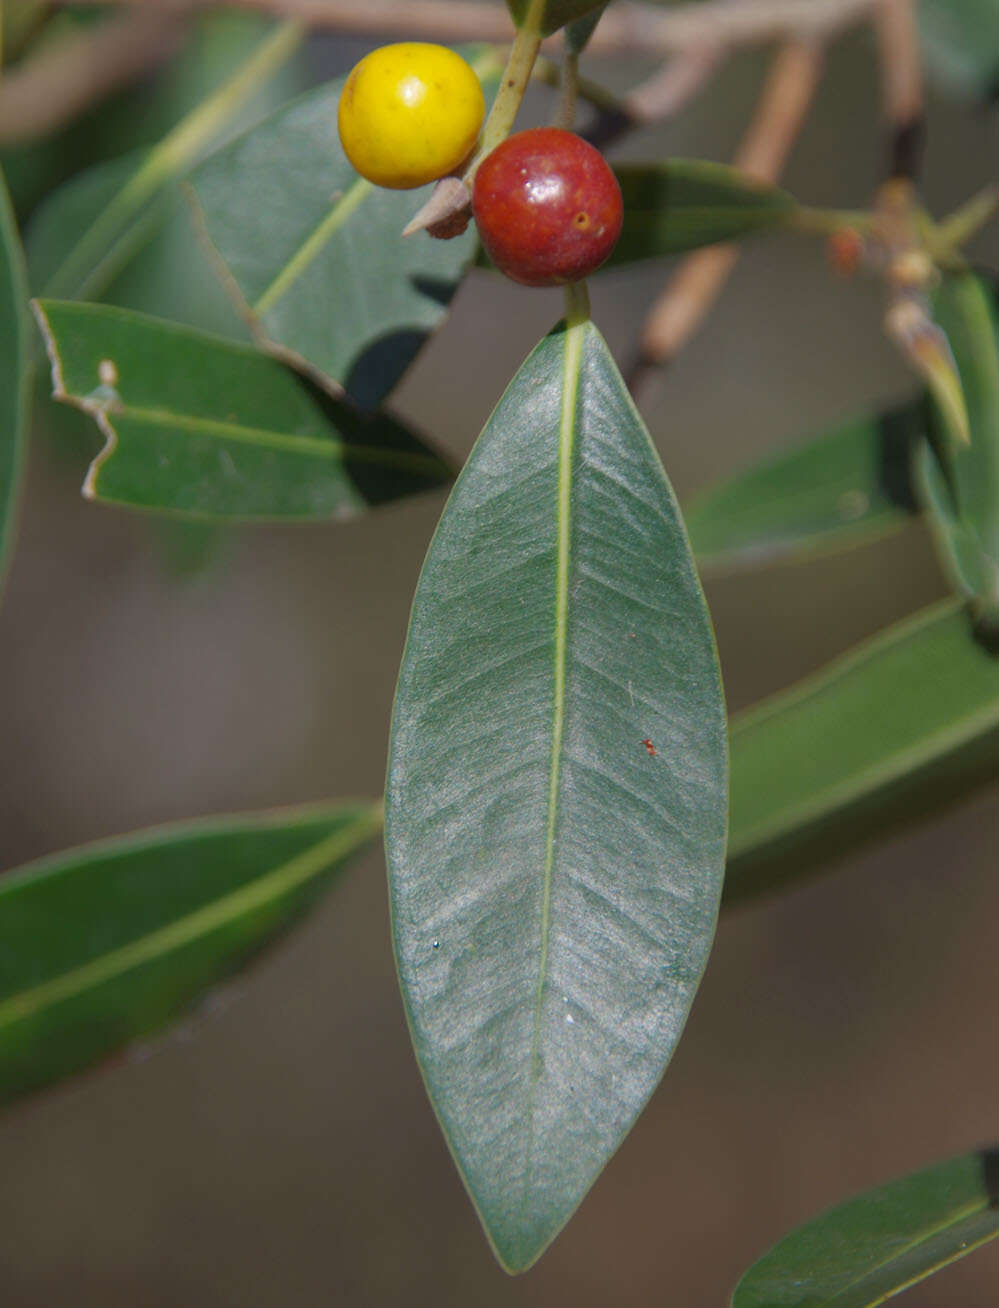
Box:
0;802;380;1106
386;318;727;1271
732;1148;999;1308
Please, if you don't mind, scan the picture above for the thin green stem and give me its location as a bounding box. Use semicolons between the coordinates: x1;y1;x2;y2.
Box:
466;0;546;183
44;18;305;300
531;52;626;116
564;279;591;327
931;187;999;259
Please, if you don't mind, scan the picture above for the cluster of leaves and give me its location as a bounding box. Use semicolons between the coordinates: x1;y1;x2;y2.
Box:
1;0;999;1299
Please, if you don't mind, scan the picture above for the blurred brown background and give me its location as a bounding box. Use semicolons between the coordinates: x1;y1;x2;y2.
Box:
0;19;997;1307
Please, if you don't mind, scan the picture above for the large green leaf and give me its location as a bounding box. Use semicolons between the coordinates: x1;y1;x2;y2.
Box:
607;161;797;266
188;50;495;407
916;272;999;626
33;300;451;521
732;1148;999;1308
0;801;380;1105
920;0;999;101
0;166;29;595
36;19;304;302
386;314;728;1271
726;598;999;904
686;402;923;572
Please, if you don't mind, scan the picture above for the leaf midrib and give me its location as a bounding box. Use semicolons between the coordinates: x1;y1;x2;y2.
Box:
105;403;447;475
728;601;999;856
253;175;374;316
521;317;586;1201
815;1196;986;1308
0;807;380;1030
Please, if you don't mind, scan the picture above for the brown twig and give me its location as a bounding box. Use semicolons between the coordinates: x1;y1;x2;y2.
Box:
874;0;924;179
629;37;823;390
0;7;192;144
871;2;964;439
585;44;726;150
57;0;875;59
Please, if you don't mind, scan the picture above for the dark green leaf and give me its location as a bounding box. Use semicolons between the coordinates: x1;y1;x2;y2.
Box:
506;0;608;37
920;0;999;101
607;161;797;266
686;403;923;572
565;4;607;52
36;19;304;302
386;315;728;1271
0;166;30;595
188;49;497;407
916;272;999;626
0;801;381;1106
726;599;999;904
34;300;452;521
732;1148;999;1308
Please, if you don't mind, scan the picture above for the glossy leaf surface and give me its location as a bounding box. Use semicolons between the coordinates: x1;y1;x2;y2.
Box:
189;55;492;406
0;168;29;594
686;403;923;571
726;599;999;904
386;317;728;1271
916;272;999;624
0;802;380;1105
732;1148;999;1308
34;301;451;520
608;161;796;266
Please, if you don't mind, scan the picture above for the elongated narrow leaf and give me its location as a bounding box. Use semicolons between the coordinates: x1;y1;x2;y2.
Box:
0;167;29;594
506;0;608;37
607;161;797;266
732;1148;999;1308
189;50;497;407
686;403;923;572
726;599;999;904
0;801;380;1105
34;301;451;520
916;272;999;624
37;19;304;302
920;0;999;101
386;316;728;1271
